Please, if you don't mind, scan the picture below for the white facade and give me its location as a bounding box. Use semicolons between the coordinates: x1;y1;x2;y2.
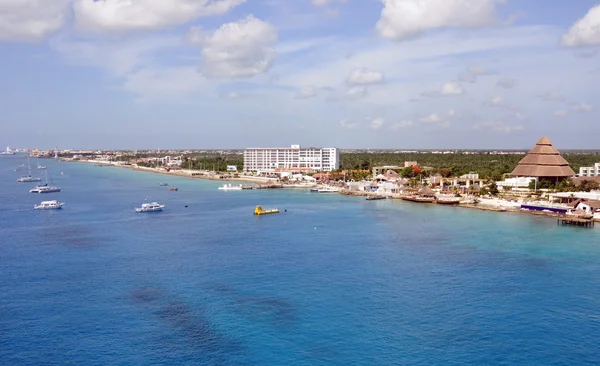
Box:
244;145;339;172
496;177;536;188
580;163;600;177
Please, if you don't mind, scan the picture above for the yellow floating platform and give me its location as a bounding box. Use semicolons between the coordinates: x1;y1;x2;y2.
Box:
254;205;280;215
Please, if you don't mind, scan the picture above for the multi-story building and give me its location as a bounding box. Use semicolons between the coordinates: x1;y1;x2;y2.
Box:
244;145;339;172
580;163;600;177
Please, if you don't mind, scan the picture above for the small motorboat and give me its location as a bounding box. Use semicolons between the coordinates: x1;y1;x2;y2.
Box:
34;200;64;210
159;183;168;186
218;183;243;190
37;165;46;170
136;202;165;212
254;205;279;215
366;196;386;201
168;187;178;191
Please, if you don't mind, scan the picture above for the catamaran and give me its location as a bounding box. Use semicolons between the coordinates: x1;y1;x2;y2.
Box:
17;156;41;182
30;169;61;193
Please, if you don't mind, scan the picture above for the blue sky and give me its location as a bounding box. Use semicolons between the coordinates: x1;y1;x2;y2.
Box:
1;0;599;150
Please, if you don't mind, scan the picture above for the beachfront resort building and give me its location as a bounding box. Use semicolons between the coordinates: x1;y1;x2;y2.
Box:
579;163;600;177
510;136;575;182
243;145;340;173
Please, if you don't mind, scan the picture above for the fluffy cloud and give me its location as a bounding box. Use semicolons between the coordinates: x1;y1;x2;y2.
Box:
423;82;464;97
346;68;385;85
73;0;245;33
390;120;413;130
561;5;600;47
496;77;517;89
473;121;523;134
421;113;442;123
369;117;385;130
195;15;278;78
340;118;358;129
295;85;317;99
0;0;70;42
376;0;503;41
572;102;593;112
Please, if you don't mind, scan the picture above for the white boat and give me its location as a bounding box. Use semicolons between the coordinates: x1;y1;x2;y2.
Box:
30;169;61;193
218;183;243;191
0;146;15;155
17;156;41;182
37;164;46;170
310;186;340;193
34;200;64;210
135;202;165;212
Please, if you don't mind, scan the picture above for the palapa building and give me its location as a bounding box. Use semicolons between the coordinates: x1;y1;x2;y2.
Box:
511;136;575;181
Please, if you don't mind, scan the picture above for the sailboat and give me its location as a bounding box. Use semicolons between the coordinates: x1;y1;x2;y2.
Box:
30;169;61;193
17;156;42;182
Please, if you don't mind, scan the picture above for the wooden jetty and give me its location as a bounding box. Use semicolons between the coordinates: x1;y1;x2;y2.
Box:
557;216;595;228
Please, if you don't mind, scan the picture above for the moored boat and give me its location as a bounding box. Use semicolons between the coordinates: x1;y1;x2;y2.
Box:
159;183;168;186
17;156;41;182
168;187;178;191
34;200;64;210
30;169;60;193
435;195;461;205
310;186;340;193
135;202;165;212
366;196;386;201
254;205;279;215
218;183;243;190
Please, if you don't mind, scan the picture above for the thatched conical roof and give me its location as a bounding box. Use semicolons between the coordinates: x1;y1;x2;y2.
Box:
511;136;575;178
418;186;435;195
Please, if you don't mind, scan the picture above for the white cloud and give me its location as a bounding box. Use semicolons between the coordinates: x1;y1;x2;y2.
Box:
0;0;70;42
538;92;565;102
196;15;278;78
330;86;368;101
295;85;317;99
473;121;523;134
346;68;385;85
496;77;517;89
447;109;456;117
123;67;208;102
554;110;569;117
220;92;242;99
421;113;441;123
390;120;413;130
561;5;600;47
369;117;385;130
51;36;182;77
73;0;246;33
572;102;593;112
442;82;464;95
422;82;464;97
376;0;503;41
340;117;358;129
458;66;493;83
515;112;526;120
311;0;347;7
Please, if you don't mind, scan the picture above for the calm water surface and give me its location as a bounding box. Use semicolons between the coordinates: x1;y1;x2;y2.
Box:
1;155;600;365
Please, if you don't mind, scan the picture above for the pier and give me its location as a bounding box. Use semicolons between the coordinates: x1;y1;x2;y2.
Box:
557;216;595;228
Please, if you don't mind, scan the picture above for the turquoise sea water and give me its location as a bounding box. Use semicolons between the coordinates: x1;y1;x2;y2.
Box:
1;155;600;365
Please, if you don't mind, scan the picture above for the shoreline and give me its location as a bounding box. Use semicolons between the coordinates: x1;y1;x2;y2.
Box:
65;159;598;224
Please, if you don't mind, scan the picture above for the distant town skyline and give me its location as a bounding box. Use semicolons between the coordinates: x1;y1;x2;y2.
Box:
1;0;600;149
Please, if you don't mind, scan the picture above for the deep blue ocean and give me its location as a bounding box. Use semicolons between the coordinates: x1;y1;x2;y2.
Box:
2;155;600;365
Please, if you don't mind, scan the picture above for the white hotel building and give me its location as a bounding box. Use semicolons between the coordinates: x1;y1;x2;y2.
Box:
243;145;340;173
579;163;600;177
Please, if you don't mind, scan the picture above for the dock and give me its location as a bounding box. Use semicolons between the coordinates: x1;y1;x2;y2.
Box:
557;216;595;228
